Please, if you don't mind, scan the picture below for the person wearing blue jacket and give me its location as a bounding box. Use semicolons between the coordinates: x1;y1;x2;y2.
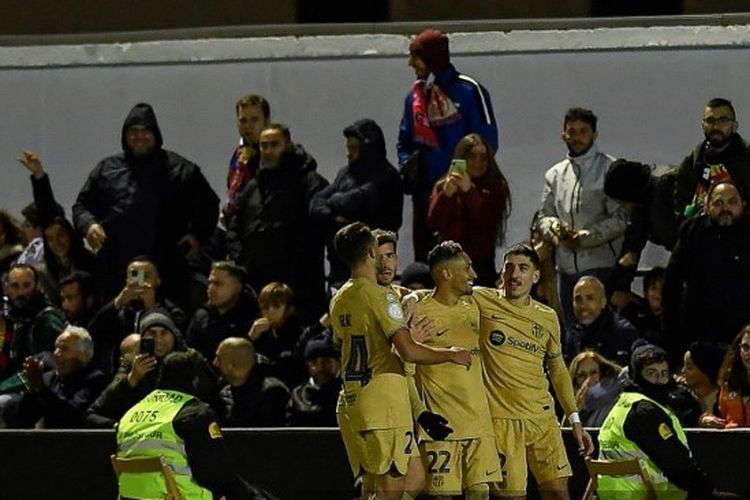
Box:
397;29;499;262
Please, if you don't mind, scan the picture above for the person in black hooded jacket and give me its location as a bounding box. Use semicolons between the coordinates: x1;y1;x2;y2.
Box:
310;118;403;288
226;123;328;324
72;103;219;308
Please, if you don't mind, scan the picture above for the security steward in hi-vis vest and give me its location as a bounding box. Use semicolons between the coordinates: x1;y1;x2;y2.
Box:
597;344;716;499
116;352;272;500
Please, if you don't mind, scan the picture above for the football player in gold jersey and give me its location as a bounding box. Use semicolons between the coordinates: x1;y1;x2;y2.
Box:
414;241;502;499
331;222;472;500
473;243;593;499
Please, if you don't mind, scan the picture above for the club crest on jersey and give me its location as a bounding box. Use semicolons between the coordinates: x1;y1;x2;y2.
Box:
489;330;506;346
532;323;544;339
387;303;404;321
385;293;398;303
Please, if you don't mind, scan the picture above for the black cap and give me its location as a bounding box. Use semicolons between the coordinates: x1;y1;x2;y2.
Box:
604;159;651;203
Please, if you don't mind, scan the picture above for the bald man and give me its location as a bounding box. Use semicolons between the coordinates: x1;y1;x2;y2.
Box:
565;276;638;366
213;338;290;427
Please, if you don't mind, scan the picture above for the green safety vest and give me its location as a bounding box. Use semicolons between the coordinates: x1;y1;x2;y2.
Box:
597;391;689;500
116;389;213;500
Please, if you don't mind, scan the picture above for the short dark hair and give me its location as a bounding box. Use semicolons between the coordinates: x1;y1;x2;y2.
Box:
157;352;197;393
643;267;665;296
21;202;64;229
503;243;541;269
235;93;270;119
211;261;248;285
706;97;736;119
334;222;375;268
372;229;397;250
6;262;39;286
564;107;598;132
59;270;96;298
127;254;158;268
261;123;291;143
427;240;465;271
631;342;669;377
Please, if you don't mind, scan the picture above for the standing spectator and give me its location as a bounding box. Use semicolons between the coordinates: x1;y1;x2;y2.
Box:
12;326;107;428
428;133;511;286
663;180;750;361
186;261;258;363
538;107;627;327
604;159;679;308
73;102;219;307
310;119;403;287
226;94;271;220
397;28;498;262
568;350;623;427
673;98;750;223
286;334;342;427
565;275;638;366
226;124;328;323
213;337;289;428
0;211;23;278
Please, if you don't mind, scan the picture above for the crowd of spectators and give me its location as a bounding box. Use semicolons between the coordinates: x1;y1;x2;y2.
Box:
0;27;748;443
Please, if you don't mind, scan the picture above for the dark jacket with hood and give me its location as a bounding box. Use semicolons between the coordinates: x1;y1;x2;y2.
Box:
310;119;403;285
72;103;219;303
565;306;639;367
226;143;328;322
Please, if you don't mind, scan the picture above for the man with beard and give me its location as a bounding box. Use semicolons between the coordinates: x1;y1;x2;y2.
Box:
674;98;750;223
226;123;328;323
411;241;501;498
663;180;750;361
73;103;219;306
597;343;716;498
0;264;65;393
473;244;593;499
538;108;627;327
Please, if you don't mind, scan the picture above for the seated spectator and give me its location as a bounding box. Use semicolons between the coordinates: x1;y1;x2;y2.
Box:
310;118;403;287
58;271;98;327
286;334;341;427
427;133;511;286
213;337;289;427
565;276;638;366
38;216;95;302
11;326;107;428
0;264;66;394
84;308;217;428
87;256;186;376
568;350;623;427
619;267;665;345
679;342;724;425
705;326;750;428
0;210;24;278
248;282;309;388
399;261;433;290
186;261;259;362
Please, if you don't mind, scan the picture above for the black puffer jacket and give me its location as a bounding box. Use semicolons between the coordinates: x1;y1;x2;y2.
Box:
73;103;219;302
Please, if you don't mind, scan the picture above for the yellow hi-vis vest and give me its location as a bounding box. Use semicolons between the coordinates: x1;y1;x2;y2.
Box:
116;389;213;500
597;391;689;500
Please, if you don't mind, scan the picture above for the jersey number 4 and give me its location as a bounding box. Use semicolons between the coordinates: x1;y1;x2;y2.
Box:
345;335;372;386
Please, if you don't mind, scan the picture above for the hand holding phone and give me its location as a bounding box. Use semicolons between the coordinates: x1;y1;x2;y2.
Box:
129;267;146;287
449;159;467;174
140;336;155;356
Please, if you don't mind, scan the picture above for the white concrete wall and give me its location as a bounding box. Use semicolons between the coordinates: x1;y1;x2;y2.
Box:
2;25;750;270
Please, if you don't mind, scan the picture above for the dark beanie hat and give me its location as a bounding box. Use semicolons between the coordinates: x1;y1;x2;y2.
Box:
687;342;725;383
630;341;668;380
400;261;433;289
304;334;338;362
139;308;178;335
604;159;652;202
409;29;450;74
